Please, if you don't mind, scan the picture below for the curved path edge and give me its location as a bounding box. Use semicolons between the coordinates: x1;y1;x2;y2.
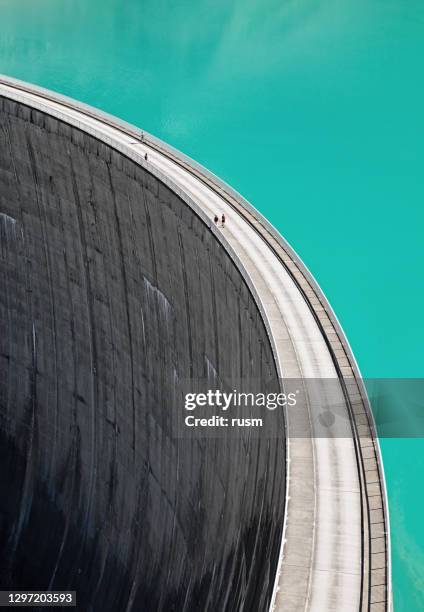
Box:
0;74;391;612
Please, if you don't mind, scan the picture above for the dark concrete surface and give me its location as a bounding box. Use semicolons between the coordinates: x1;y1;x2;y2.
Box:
0;98;285;611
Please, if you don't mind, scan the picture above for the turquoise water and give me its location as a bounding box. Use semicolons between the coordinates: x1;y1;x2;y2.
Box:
1;0;423;608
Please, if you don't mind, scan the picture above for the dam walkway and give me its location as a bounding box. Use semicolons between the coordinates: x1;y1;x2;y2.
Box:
0;75;391;612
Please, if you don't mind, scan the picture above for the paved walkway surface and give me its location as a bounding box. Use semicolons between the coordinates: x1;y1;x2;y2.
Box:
0;77;390;612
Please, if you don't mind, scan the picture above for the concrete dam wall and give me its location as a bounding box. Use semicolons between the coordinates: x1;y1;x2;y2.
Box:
0;97;285;611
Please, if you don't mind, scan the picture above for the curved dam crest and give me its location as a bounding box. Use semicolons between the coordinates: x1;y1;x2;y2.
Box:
0;77;390;612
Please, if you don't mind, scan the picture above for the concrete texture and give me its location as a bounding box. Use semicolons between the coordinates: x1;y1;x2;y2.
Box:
0;75;391;612
0;95;285;611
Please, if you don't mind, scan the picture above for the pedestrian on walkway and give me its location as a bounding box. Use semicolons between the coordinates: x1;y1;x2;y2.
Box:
214;214;219;225
221;213;226;228
144;152;148;161
140;130;144;142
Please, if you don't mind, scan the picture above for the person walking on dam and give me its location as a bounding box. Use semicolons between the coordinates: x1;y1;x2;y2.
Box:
221;213;226;228
144;152;148;161
214;214;219;225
